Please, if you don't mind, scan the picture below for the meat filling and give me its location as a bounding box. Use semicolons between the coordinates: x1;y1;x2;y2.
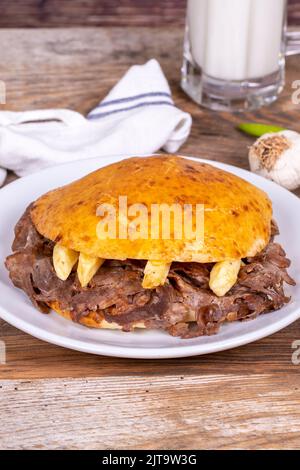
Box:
5;207;295;338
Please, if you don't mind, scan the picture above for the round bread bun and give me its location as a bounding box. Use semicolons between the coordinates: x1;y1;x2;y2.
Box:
31;155;272;263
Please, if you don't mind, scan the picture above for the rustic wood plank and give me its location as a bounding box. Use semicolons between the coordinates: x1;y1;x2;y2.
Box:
0;374;300;450
0;0;299;28
289;0;300;24
0;0;187;28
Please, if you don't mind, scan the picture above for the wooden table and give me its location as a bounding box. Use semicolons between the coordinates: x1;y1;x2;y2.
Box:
0;27;300;450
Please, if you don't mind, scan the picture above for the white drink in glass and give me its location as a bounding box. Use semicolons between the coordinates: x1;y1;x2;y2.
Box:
182;0;288;111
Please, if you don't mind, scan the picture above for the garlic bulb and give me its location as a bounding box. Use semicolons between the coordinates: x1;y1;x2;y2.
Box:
249;130;300;190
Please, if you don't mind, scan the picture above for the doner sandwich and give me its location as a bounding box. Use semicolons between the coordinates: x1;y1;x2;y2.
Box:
5;155;295;338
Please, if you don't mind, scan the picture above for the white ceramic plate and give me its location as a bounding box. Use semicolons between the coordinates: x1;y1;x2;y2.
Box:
0;155;299;359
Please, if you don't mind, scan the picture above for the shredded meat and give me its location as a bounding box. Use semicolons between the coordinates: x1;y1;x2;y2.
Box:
5;206;295;338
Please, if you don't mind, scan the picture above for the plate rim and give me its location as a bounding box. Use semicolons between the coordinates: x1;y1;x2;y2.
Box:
1;153;299;359
0;301;299;359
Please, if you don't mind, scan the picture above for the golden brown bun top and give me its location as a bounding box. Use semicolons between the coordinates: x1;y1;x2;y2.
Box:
31;155;272;263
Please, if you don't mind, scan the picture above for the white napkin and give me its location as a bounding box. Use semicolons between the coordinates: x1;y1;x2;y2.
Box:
0;59;192;186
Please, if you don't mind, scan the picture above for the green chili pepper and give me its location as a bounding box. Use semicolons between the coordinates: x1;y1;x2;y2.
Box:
237;122;286;138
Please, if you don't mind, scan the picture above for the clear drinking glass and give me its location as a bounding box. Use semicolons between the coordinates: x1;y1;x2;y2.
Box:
181;0;300;112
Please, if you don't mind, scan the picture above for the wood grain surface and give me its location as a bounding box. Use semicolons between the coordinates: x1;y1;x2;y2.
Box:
289;0;300;24
0;0;299;28
0;27;300;450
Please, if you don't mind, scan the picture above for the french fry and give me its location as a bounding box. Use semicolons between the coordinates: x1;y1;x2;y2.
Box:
53;244;79;281
77;253;104;287
142;260;171;289
209;260;241;297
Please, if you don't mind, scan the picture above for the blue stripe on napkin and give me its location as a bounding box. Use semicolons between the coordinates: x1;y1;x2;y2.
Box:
87;91;174;120
88;100;175;120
